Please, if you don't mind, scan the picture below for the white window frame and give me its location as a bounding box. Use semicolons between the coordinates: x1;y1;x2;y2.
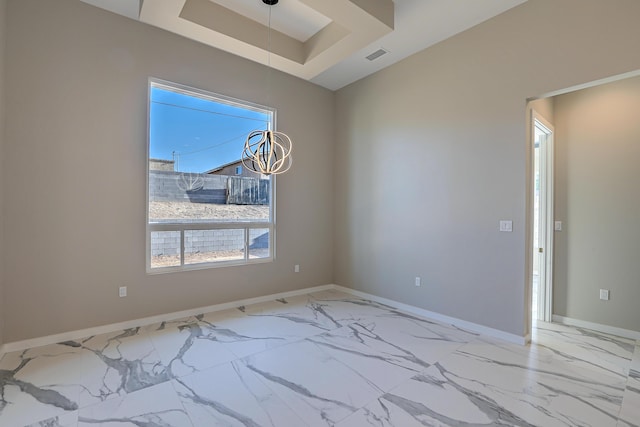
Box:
146;78;276;274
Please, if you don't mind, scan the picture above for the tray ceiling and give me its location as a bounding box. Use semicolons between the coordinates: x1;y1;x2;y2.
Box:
80;0;527;90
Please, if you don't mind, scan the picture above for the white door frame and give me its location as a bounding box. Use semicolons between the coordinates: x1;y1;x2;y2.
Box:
531;110;554;323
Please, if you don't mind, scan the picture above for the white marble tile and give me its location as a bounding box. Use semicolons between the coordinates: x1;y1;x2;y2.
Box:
239;294;344;332
0;343;85;426
335;375;490;427
197;307;246;323
147;319;237;378
142;315;198;334
341;353;626;427
174;360;308;426
533;321;635;377
241;339;384;427
306;323;430;392
196;307;321;359
630;342;640;374
2;291;637;427
312;290;472;339
237;294;312;315
74;328;172;407
344;313;477;361
302;290;409;328
309;291;480;350
618;370;640;427
24;411;78;427
77;381;191;426
345;339;627;427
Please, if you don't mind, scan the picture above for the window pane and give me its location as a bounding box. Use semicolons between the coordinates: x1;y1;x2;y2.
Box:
248;228;270;259
184;229;245;265
148;84;272;224
150;231;181;268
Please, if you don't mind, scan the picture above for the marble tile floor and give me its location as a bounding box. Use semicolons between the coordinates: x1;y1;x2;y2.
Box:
0;289;638;426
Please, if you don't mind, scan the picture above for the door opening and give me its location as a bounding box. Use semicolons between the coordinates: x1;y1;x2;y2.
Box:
532;112;554;322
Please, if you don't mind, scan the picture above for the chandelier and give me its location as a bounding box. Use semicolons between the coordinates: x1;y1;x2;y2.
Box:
241;0;293;175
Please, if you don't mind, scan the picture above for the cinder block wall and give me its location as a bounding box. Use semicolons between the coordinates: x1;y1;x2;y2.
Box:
149;171;227;203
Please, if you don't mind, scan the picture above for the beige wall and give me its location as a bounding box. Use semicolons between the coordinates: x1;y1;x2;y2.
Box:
334;0;640;337
530;98;555;126
2;0;334;342
553;76;640;331
0;0;6;347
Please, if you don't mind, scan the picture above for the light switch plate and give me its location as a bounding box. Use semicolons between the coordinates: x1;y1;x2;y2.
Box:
499;220;513;232
555;221;562;231
599;289;609;300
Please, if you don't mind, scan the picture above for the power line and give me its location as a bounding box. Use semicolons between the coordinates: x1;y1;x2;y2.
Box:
178;131;251;157
151;100;268;123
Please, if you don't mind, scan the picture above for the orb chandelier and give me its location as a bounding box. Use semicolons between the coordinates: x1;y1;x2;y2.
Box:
241;0;293;176
242;129;292;175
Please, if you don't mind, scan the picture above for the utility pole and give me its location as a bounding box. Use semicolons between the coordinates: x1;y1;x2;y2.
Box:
172;151;180;171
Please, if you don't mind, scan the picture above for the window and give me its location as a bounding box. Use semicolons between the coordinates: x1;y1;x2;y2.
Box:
147;79;274;272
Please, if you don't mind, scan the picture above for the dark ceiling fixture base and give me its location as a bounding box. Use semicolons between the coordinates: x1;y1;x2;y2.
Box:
262;0;279;5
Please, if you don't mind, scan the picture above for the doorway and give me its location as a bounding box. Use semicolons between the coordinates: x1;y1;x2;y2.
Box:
532;112;554;322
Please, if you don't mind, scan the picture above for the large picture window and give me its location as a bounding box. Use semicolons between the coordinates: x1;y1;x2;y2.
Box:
147;79;274;272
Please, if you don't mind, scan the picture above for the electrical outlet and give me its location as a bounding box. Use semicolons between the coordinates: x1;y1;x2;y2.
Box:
415;277;421;287
294;264;300;273
599;289;609;300
119;286;127;298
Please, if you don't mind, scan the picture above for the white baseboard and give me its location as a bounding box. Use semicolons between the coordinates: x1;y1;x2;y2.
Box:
333;285;528;345
0;284;335;355
0;283;531;357
552;315;640;340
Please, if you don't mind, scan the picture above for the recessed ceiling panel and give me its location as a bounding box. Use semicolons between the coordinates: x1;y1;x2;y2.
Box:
211;0;331;43
80;0;141;20
139;0;394;81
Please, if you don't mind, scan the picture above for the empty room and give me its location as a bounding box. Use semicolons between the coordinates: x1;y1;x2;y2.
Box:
0;0;638;426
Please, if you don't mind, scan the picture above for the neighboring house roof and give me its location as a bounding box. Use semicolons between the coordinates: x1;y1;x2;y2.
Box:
205;159;243;174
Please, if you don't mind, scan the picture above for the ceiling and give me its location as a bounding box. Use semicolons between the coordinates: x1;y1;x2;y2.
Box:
80;0;527;91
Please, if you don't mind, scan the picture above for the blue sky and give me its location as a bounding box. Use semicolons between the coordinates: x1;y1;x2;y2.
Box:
150;86;271;172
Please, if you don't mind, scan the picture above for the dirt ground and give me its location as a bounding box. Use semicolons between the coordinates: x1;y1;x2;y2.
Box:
151;251;243;268
149;201;269;221
151;250;269;268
